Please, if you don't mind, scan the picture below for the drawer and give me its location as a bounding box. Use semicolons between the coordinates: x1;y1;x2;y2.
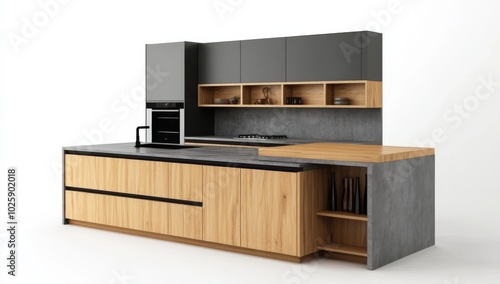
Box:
64;155;203;202
152;132;180;144
65;191;202;240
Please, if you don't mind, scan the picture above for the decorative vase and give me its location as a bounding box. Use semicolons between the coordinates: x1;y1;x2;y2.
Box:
362;173;368;215
330;172;337;211
354;176;361;214
341;177;349;212
348;178;354;212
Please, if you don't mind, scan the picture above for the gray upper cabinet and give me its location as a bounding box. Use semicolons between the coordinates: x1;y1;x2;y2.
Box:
198;41;241;84
286;32;382;82
146;42;186;102
361;31;382;81
241;38;286;83
286;32;368;82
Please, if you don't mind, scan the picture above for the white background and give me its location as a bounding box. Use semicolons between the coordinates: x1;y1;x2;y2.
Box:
1;0;499;283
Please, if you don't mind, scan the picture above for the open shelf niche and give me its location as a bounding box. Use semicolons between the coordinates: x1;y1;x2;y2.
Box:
316;165;368;262
198;80;381;108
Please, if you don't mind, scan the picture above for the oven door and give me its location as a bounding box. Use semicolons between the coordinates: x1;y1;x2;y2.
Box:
146;108;185;144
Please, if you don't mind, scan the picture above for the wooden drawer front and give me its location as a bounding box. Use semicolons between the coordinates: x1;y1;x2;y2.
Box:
65;191;202;240
64;154;202;202
202;166;241;246
241;169;298;256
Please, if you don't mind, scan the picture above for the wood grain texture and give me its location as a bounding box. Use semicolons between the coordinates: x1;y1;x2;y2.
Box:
317;211;368;222
65;191;202;240
326;83;365;106
242;84;282;105
297;167;330;256
317;243;367;257
64;155;203;201
241;169;298;256
283;84;325;105
366;81;382;107
320;251;367;264
199;80;382;108
202;166;241;246
199;85;242;105
330;218;367;249
259;143;435;163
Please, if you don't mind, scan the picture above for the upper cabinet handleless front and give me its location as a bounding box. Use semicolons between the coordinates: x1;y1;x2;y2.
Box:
241;38;286;83
286;33;361;82
286;32;382;82
146;42;185;102
198;41;241;84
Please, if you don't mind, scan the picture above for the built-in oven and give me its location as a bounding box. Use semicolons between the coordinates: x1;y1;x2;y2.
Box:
146;102;185;144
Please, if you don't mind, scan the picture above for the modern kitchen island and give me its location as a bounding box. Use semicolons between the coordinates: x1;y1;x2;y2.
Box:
62;142;434;270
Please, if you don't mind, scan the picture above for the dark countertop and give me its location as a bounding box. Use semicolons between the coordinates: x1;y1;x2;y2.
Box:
63;142;318;171
185;135;376;146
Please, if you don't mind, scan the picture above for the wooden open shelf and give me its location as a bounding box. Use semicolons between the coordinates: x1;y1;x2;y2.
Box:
198;84;242;106
283;83;324;106
314;165;369;263
198;80;381;108
242;84;282;105
317;243;367;257
317;211;367;221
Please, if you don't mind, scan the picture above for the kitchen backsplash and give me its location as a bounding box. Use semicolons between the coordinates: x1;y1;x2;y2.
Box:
214;108;382;143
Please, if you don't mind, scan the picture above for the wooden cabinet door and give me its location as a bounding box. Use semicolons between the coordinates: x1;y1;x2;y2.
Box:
64;155;203;202
241;169;298;256
65;191;202;240
202;166;241;246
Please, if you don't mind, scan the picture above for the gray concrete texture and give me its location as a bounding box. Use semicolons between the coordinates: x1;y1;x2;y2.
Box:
368;155;435;270
214;108;383;144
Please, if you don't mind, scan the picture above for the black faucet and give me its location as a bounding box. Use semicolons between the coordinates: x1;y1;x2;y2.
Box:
135;126;150;148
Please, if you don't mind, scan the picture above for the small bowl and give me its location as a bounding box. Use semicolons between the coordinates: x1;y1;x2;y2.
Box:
229;97;239;104
214;98;229;104
334;97;350;105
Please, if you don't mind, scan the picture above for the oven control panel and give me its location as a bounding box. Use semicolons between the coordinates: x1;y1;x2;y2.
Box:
146;102;184;109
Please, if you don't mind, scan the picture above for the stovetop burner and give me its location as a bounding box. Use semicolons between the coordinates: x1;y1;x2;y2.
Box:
237;134;288;139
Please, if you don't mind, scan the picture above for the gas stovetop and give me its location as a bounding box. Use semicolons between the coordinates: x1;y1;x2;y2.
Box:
237;134;288;139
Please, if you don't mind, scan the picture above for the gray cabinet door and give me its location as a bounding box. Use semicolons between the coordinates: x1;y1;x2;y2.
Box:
286;33;362;81
146;42;185;102
241;38;286;83
361;31;382;81
198;41;240;84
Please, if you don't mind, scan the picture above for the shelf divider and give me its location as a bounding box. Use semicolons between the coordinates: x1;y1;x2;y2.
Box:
317;211;367;221
317;243;367;257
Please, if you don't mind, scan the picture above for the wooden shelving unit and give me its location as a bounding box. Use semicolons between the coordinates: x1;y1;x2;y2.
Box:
316;165;369;259
317;212;368;258
198;80;382;108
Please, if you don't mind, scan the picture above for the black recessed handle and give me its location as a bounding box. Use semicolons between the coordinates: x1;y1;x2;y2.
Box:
135;126;150;148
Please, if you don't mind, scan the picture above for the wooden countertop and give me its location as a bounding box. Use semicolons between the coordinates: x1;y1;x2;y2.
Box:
258;143;435;163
